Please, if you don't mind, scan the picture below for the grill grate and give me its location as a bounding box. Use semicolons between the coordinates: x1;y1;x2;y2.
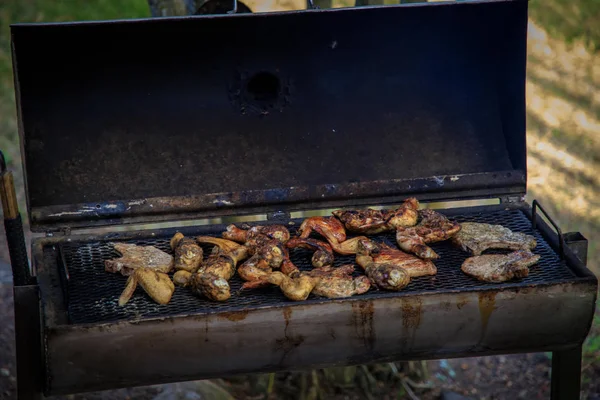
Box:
60;209;576;324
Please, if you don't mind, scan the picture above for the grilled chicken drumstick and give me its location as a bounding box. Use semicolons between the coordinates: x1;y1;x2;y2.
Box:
170;232;203;273
178;237;249;301
118;267;175;306
332;197;420;234
395;209;461;259
285;237;334;268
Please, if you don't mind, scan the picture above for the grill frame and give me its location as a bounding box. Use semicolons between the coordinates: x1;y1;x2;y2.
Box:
33;202;598;395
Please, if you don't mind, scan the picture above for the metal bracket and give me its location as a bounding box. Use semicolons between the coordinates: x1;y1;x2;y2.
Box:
499;194;525;204
45;227;72;237
563;232;588;266
532;199;565;259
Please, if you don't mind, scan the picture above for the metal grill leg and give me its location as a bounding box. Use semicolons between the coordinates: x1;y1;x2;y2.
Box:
551;345;582;400
14;286;44;400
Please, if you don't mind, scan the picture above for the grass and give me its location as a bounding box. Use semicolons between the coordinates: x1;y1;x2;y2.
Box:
0;0;600;398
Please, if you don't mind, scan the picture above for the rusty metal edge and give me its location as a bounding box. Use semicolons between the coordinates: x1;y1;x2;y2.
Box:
27;171;526;232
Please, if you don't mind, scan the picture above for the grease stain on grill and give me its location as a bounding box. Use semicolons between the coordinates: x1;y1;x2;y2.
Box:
220;310;249;322
478;292;497;343
275;307;305;367
352;301;375;351
60;209;577;325
456;294;470;310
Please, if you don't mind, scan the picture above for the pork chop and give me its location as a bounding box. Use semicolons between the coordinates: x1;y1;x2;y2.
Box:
105;243;174;276
461;250;540;283
452;222;536;255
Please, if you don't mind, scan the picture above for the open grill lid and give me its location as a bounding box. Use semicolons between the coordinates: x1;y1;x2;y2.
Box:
10;0;528;232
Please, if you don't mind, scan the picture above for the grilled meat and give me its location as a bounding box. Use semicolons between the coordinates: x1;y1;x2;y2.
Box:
332;197;420;234
223;223;290;244
239;246;299;291
328;235;373;255
286;237;334;268
354;237;439;291
395;209;461;259
298;216;347;245
452;222;537;255
191;237;249;301
306;264;371;298
170;232;203;273
461;250;540;283
105;243;173;276
267;271;318;301
173;270;192;287
118;267;175;306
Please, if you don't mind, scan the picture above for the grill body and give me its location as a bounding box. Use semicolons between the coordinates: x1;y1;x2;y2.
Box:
33;203;597;394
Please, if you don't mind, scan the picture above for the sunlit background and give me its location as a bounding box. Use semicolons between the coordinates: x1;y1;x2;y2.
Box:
0;0;598;398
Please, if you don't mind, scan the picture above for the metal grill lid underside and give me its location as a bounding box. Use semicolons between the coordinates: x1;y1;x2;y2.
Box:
11;0;528;231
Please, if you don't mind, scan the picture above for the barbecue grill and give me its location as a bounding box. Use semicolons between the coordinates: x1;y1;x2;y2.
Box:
4;0;597;398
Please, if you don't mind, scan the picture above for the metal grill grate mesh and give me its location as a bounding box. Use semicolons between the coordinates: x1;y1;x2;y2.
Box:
60;209;576;324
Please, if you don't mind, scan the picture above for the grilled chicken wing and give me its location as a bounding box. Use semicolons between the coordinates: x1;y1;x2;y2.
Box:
239;246;299;291
306;264;371;298
328;235;373;255
190;237;249;301
118;267;175;306
332;197;420;234
298;216;347;244
170;232;203;273
223;224;291;244
105;243;174;276
395;209;461;259
461;250;540;283
452;222;537;256
267;271;318;301
286;237;334;268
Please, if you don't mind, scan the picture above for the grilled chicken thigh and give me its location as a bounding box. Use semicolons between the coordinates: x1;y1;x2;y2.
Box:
105;243;173;276
188;237;249;301
332;197;420;234
298;216;347;245
286;237;334;267
395;209;461;259
170;232;203;273
118;267;175;306
452;222;537;255
461;250;540;283
359;240;437;278
306;264;371;298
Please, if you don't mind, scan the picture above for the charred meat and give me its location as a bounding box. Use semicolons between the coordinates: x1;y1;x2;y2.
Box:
395;209;461;259
306;264;371;298
357;239;436;279
105;243;173;276
452;222;537;256
170;232;203;273
332;197;419;234
286;237;334;268
118;267;175;306
223;223;290;244
189;237;249;301
461;250;540;283
355;239;412;291
298;216;347;245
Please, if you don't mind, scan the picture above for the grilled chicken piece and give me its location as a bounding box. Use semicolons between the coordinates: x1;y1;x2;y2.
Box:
118;267;175;306
173;270;193;287
170;232;203;273
332;197;420;234
359;240;437;278
461;250;541;283
452;222;537;256
395;209;461;259
328;235;373;255
105;243;173;276
298;216;347;245
239;246;299;291
286;238;334;268
190;237;249;301
223;224;291;244
306;264;371;298
267;271;318;301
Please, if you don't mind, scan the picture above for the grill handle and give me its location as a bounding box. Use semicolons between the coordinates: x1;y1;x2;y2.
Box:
532;199;565;259
0;151;33;285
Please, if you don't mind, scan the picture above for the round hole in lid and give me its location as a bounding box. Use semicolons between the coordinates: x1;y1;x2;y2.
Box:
246;71;281;105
